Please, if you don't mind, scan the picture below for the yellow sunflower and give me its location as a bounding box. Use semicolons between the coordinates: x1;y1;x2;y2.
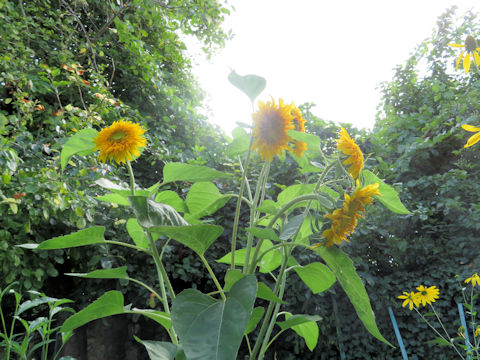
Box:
415;285;439;307
465;273;480;287
291;106;307;158
462;124;480;148
398;291;420;311
319;182;381;247
448;36;480;74
251;98;295;162
475;326;480;337
337;127;364;179
94;120;146;164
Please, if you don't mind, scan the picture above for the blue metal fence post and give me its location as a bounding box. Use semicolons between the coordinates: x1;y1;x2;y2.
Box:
458;302;472;359
388;306;409;360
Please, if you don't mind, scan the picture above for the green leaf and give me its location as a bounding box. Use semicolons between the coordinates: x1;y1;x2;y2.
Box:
228;70;266;103
17;296;64;315
126;309;171;330
65;267;128;280
129;196;189;228
257;282;287;304
361;170;411;214
278;313;320;351
97;193;130;206
427;337;451;346
185;182;232;220
256;200;279;214
246;227;281;242
223;269;245;291
217;240;281;273
226;134;250;158
18;226;106;250
287;130;321;156
61;291;124;332
61;128;97;171
171;276;257;360
314;246;393;346
163;163;231;184
150;225;223;256
155;191;187;213
294;262;336;294
245;307;264;335
126;218;148;249
134;337;178;360
280;214;306;240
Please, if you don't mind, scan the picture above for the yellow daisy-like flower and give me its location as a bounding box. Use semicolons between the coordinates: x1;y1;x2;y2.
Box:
415;285;439;307
251;98;295;162
398;291;420;310
462;124;480;148
320;181;381;247
448;36;480;74
337;127;364;179
475;326;480;337
291;106;307;158
465;273;480;287
94;120;146;164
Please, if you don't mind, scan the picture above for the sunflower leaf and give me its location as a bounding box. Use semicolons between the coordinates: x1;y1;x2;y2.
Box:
228;70;266;103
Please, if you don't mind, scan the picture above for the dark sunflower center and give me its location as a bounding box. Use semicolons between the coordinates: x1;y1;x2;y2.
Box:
421;291;427;296
110;131;127;142
466;35;478;52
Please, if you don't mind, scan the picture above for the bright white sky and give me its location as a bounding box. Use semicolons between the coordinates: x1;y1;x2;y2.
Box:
188;1;480;135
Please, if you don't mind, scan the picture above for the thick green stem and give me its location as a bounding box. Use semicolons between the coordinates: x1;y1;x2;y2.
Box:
200;254;226;300
244;161;270;274
231;137;254;270
104;240;151;253
250;245;289;360
126;161;136;196
146;232;177;344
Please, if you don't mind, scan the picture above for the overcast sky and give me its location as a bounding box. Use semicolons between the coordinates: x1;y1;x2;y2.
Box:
188;1;480;135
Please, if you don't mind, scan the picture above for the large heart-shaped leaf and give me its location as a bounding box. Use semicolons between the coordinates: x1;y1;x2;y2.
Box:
314;246;393;346
185;182;233;220
294;262;336;294
61;128;97;170
134;338;178;360
149;225;223;256
18;226;106;250
228;71;266;103
361;170;411;214
163;163;231;184
277;313;320;351
129;196;189;228
171;276;257;360
155;191;187;213
126;218;149;249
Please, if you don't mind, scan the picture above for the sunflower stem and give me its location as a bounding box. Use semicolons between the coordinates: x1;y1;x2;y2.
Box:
230;136;254;271
126;161;136;196
244;160;270;274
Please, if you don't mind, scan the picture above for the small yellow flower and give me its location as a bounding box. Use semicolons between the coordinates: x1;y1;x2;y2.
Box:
458;325;466;338
415;285;439;307
337;127;364;179
94;120;146;164
448;36;480;74
251;98;295;162
319;181;381;247
475;326;480;337
465;273;480;287
462;124;480;148
398;291;420;310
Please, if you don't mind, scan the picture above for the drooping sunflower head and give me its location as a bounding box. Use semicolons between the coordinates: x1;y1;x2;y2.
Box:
398;291;420;311
251;98;299;162
337;127;364;178
94;120;147;164
448;36;480;73
465;273;480;287
291;106;307;158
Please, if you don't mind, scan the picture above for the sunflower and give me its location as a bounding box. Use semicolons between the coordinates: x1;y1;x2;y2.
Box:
462;124;480;148
448;36;480;74
251;98;295;161
319;181;381;247
94;120;146;164
475;326;480;337
398;291;420;311
291;106;308;158
415;285;439;307
337;127;364;179
465;273;480;287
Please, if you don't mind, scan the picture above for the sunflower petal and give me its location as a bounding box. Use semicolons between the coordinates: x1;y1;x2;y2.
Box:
448;43;465;48
456;52;465;69
464;53;471;73
462;124;480;132
465;132;480;148
475;51;480;66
